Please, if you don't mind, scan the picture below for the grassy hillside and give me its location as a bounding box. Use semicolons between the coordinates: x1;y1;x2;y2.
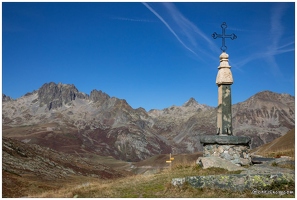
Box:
4;129;295;198
28;160;294;198
252;128;295;158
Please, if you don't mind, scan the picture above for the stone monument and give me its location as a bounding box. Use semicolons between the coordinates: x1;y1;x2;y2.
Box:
200;22;251;166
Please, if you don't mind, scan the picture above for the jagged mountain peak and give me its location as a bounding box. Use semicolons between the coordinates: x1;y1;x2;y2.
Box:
2;82;295;162
239;90;295;111
90;89;110;103
183;97;199;107
250;90;294;102
38;82;88;110
2;94;13;102
40;82;78;91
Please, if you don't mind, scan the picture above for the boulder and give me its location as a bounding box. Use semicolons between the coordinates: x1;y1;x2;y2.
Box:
196;156;245;171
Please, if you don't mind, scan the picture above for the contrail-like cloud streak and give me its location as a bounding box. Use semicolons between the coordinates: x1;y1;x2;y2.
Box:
162;3;218;55
142;2;198;57
142;2;221;64
265;3;292;77
233;3;294;75
111;16;155;23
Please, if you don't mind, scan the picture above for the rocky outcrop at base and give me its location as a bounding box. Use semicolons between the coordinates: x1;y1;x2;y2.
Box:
172;173;294;191
173;156;294;192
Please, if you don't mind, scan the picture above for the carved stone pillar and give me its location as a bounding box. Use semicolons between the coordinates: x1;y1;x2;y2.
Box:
199;24;251;166
216;52;233;136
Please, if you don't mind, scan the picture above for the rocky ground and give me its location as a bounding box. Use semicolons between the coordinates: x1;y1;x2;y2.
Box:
172;155;295;193
242;156;295;175
2;137;128;197
3;134;295;197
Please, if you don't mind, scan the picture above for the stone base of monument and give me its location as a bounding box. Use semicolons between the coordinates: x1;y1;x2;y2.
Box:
200;135;252;166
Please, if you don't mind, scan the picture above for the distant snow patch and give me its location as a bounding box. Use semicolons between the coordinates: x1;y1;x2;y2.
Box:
22;139;31;143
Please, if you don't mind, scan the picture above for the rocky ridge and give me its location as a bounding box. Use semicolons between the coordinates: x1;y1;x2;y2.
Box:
2;94;13;102
232;91;295;147
2;82;295;161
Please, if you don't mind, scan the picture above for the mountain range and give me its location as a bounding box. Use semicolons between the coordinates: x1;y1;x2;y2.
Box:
2;82;295;162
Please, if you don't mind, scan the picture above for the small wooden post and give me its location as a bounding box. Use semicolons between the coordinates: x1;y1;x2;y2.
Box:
166;153;174;170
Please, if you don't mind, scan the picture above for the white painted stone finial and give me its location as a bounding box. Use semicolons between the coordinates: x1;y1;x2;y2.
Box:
216;52;233;85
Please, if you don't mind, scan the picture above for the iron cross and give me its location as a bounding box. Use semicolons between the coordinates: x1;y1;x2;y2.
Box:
212;22;237;52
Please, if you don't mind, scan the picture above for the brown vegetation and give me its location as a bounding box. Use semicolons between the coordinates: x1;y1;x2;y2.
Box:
28;159;294;198
252;128;295;158
2;137;126;197
3;128;295;197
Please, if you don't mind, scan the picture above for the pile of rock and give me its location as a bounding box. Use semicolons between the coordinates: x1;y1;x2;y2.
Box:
200;135;251;166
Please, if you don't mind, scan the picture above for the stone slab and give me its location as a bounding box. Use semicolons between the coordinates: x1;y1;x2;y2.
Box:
241;157;295;175
172;173;295;191
196;157;245;171
200;135;251;145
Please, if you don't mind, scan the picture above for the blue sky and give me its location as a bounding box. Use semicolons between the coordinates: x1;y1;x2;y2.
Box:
2;2;295;111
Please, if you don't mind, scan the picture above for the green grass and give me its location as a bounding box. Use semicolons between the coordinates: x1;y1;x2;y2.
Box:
28;163;295;198
271;161;295;170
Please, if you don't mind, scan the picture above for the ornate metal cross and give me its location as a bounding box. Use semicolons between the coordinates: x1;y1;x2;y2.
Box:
212;22;237;52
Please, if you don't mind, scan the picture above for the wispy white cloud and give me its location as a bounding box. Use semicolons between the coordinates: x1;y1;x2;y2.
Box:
269;4;286;49
227;27;258;33
264;3;287;76
142;2;218;63
277;41;295;50
110;16;155;23
143;2;294;73
233;3;294;76
142;2;199;57
233;40;294;72
162;3;217;54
